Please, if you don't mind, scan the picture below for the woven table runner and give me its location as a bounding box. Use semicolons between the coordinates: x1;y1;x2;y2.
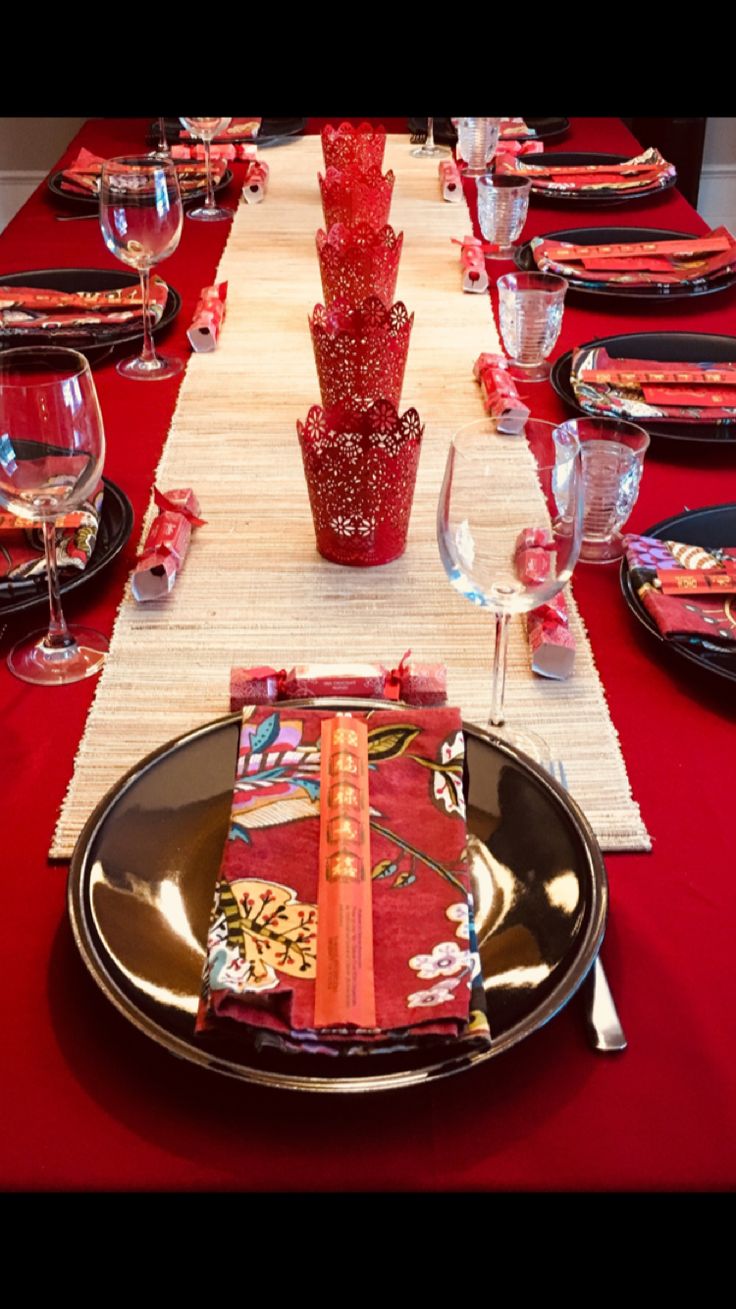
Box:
51;134;649;857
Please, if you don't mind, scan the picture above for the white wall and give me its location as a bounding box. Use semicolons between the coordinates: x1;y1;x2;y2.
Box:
0;117;87;232
699;118;736;229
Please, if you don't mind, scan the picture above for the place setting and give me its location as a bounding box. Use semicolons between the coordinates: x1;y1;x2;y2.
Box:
495;148;678;205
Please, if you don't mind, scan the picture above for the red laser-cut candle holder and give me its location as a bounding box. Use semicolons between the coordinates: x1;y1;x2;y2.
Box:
309;295;413;410
318;165;395;231
321;121;387;173
316;222;403;309
297;398;424;566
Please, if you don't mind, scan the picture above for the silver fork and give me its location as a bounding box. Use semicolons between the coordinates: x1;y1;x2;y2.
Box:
410;131;427;146
547;758;628;1053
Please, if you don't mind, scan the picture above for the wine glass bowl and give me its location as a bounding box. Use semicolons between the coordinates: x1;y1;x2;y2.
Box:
100;156;183;381
438;418;582;760
179;117;234;221
0;347;108;684
477;174;531;260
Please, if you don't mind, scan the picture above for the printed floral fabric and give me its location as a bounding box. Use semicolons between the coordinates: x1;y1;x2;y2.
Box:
625;534;736;646
0;460;103;585
571;345;736;425
0;278;169;334
197;705;491;1056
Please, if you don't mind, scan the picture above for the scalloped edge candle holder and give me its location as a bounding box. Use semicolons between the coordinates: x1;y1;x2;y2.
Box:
318;165;395;231
316;222;403;309
321;121;387;172
309;295;414;410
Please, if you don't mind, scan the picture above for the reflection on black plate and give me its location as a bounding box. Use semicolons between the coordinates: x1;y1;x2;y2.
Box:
515;226;736;301
0;474;133;620
552;331;736;445
67;701;607;1094
408;117;570;145
620;503;736;684
518;153;676;206
0;269;181;358
48;167;233;208
149;118;307;148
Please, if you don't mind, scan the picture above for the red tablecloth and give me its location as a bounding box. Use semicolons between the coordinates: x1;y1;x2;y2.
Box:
2;118;735;1192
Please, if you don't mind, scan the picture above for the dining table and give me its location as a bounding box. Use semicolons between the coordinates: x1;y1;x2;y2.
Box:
2;116;735;1192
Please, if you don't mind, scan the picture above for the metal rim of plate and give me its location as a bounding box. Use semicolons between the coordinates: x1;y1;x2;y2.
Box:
0;477;133;619
67;699;608;1095
522;153;677;207
48;167;234;208
551;329;736;446
513;226;736;301
620;502;736;684
0;268;181;355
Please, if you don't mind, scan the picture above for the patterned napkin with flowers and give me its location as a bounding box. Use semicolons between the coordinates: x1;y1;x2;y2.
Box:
196;705;491;1056
0;452;103;587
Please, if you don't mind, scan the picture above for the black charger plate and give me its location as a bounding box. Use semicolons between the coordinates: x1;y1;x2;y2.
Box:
408;117;569;145
0;476;133;620
0;268;181;357
620;503;736;684
49;166;233;208
67;701;607;1094
150;118;306;148
514;226;736;301
516;153;676;206
551;330;736;445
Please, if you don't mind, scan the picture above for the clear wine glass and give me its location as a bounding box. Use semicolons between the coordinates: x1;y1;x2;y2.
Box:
149;116;172;159
437;418;583;763
0;347;107;685
178;117;234;220
411;117;451;159
99;156;183;381
497;271;568;382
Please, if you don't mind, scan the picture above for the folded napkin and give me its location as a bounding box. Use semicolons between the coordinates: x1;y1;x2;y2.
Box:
61;148;226;197
0;463;103;585
625;534;736;647
533;226;736;287
179;118;261;142
171;142;257;163
0;278;168;335
496;147;675;194
572;345;736;424
196;705;491;1057
500;116;533;138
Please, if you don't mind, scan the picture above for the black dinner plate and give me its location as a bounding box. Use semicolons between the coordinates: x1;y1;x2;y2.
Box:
516;152;677;206
514;226;736;301
551;331;736;445
408;117;570;145
67;702;607;1094
150;118;306;148
620;503;736;683
48;166;233;208
0;268;181;357
0;468;133;620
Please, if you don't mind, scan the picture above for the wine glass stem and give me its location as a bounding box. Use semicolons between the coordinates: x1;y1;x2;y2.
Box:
158;117;167;152
489;612;511;727
204;138;215;210
138;267;157;366
426;118;436;152
42;521;74;650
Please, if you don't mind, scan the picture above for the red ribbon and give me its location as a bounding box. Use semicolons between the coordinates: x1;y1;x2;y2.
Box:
153;487;207;527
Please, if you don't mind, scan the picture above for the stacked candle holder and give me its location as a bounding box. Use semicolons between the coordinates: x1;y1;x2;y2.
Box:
298;123;424;566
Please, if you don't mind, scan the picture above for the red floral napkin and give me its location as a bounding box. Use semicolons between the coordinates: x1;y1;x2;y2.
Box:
572;345;736;424
60;148;226;196
625;534;736;646
0;459;103;585
0;278;168;334
496;147;675;194
533;226;736;287
196;705;491;1056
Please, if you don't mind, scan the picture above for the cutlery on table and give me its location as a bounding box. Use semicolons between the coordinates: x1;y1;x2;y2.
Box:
548;758;627;1053
55;213;99;222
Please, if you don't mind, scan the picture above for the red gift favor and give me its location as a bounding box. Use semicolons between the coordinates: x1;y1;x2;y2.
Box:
131;488;205;602
241;159;270;205
187;283;228;353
